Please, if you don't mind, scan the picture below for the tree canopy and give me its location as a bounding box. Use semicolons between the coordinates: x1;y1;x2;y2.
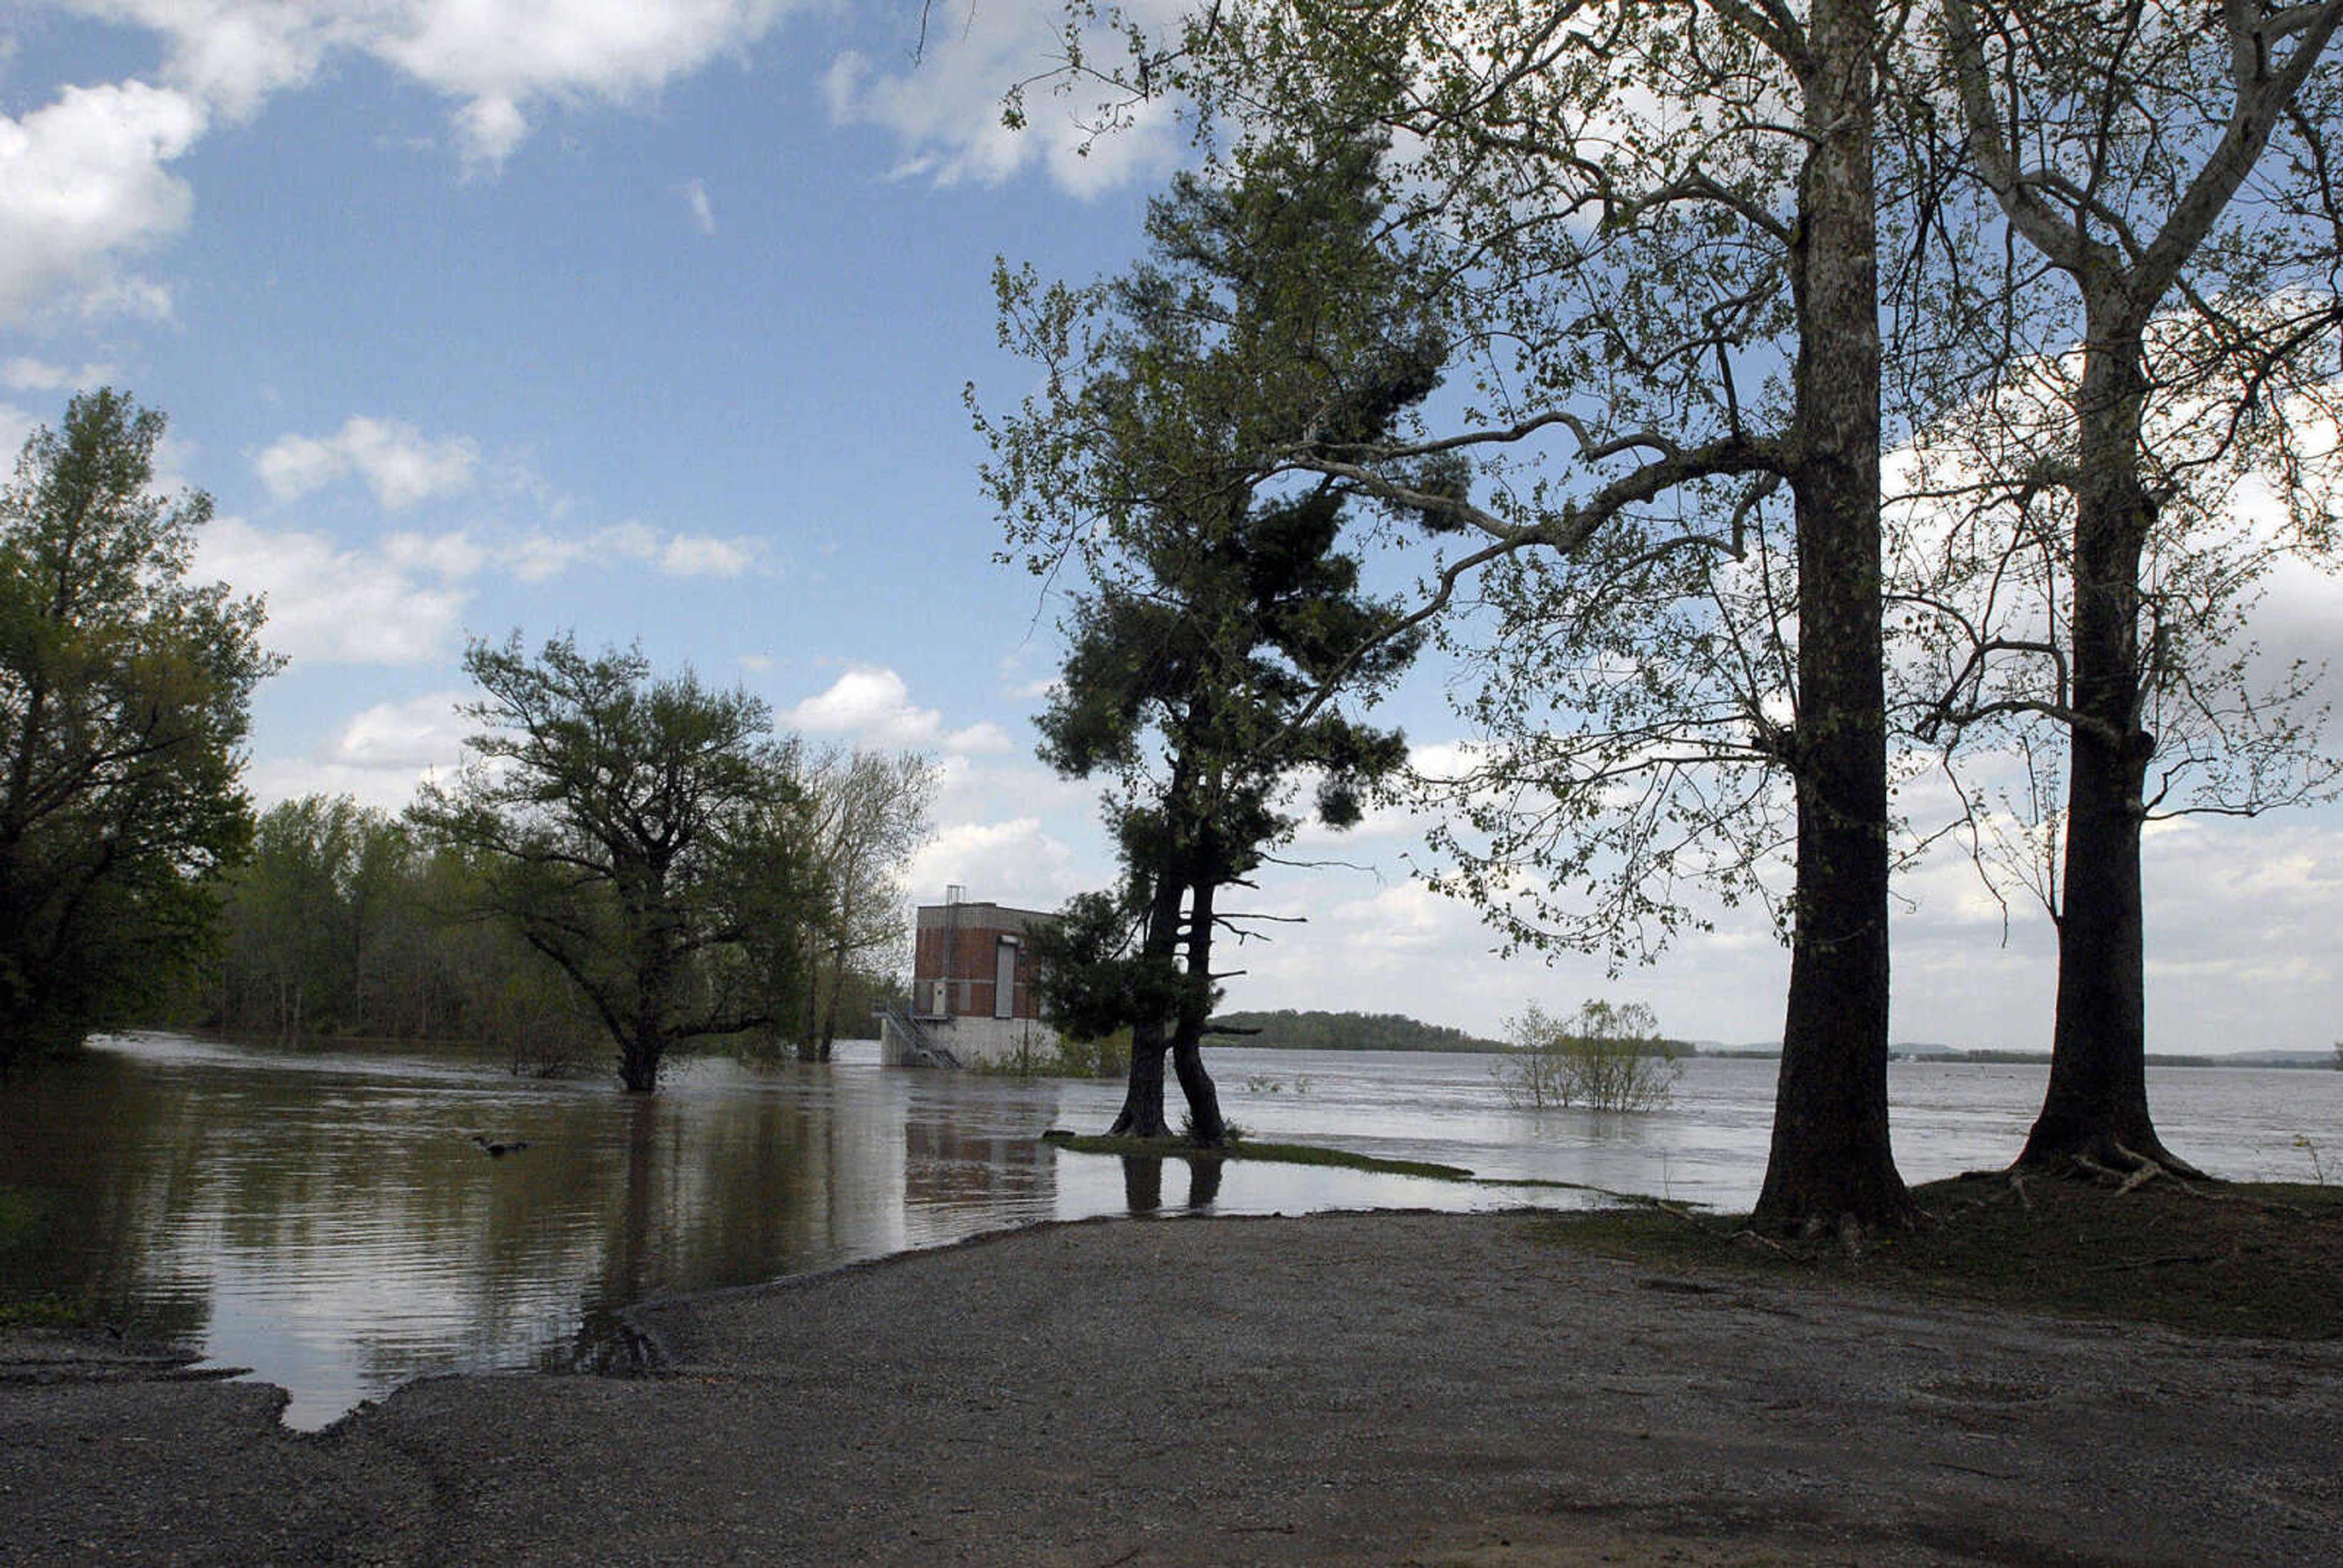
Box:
990;130;1447;1143
409;634;825;1091
0;389;277;1073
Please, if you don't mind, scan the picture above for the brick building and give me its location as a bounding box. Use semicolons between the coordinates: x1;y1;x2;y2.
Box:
882;890;1060;1066
911;895;1054;1023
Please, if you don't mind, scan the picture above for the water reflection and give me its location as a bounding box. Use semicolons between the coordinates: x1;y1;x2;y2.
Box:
2;1032;2334;1429
1116;1154;1223;1213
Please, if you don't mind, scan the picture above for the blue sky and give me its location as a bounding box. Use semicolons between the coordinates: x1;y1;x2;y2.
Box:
5;0;2340;1058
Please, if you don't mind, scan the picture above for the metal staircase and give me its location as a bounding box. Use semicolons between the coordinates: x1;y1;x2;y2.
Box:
884;1004;962;1068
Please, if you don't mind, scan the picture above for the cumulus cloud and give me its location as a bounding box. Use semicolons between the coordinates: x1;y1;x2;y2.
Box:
196;515;470;665
822;0;1189;196
0;79;205;325
247;691;473;810
67;1;805;165
782;666;1012;753
905;817;1078;906
255;416;480;510
2;356;113;392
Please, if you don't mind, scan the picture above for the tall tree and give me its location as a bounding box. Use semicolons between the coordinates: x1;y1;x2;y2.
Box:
1925;0;2343;1173
409;634;822;1091
794;747;937;1062
1093;0;1917;1226
0;389;277;1074
988;131;1440;1142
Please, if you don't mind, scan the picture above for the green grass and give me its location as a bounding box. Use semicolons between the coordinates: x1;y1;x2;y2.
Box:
1532;1171;2343;1341
1040;1129;1477;1183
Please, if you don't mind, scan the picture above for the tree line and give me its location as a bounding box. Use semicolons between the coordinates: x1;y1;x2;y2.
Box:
1204;1010;1507;1054
1;392;934;1090
992;0;2343;1232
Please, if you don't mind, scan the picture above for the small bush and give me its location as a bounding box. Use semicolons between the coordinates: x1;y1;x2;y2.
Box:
1496;999;1682;1113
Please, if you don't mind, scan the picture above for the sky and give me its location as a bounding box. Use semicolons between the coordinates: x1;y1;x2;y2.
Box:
3;0;2340;1056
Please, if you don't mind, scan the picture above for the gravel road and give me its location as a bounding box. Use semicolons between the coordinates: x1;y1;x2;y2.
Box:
5;1210;2338;1564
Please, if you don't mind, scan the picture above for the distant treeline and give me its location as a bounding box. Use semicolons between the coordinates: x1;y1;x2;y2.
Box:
159;794;898;1072
1898;1047;2343;1070
1207;1010;1508;1053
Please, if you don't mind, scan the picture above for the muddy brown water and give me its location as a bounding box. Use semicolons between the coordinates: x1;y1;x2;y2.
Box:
1;1030;2332;1427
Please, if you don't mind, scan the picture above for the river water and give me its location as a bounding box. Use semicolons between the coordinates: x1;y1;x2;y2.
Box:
2;1031;2335;1428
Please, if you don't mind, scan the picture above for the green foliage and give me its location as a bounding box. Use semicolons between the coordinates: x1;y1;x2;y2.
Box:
171;795;606;1071
1207;1009;1504;1053
409;634;826;1091
988;130;1447;1145
0;390;278;1074
790;747;936;1060
1497;999;1683;1114
1028;888;1186;1045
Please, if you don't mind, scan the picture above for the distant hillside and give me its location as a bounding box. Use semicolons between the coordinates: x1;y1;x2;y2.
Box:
1207;1010;1507;1054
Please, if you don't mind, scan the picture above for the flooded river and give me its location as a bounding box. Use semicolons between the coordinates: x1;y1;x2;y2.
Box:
2;1031;2334;1427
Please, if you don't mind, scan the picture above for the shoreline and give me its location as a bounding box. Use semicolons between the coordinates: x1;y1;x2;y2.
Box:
6;1207;2339;1564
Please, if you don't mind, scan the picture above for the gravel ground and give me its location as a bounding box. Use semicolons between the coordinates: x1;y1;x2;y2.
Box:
5;1210;2340;1565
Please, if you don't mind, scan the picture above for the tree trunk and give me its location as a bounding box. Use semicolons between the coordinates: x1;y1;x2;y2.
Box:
1112;1024;1171;1137
2018;317;2197;1176
1170;872;1226;1148
621;991;663;1092
816;942;845;1063
1107;871;1185;1138
1751;0;1913;1233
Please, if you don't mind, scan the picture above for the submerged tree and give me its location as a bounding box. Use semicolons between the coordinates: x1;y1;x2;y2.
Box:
987;131;1444;1143
0;389;278;1074
409;635;824;1091
793;747;937;1062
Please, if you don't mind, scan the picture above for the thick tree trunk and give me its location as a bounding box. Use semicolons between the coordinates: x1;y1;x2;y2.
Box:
2018;320;2197;1176
621;974;665;1093
1112;1024;1172;1136
1170;873;1227;1148
1108;872;1185;1138
1751;0;1913;1233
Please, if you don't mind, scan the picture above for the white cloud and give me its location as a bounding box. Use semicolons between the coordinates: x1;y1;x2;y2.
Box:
69;1;805;164
248;691;470;810
822;0;1190;196
368;0;801;170
383;529;489;580
905;817;1078;907
502;521;764;581
783;666;1012;753
196;515;470;665
659;533;754;577
681;175;716;235
324;690;472;770
0;79;204;325
2;356;113;392
0;403;37;462
255;415;481;510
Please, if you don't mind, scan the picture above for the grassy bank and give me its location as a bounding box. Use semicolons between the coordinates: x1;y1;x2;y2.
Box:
1540;1171;2343;1341
1041;1129;1478;1183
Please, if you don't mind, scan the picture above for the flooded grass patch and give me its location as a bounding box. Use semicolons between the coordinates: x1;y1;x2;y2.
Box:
1041;1129;1475;1182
